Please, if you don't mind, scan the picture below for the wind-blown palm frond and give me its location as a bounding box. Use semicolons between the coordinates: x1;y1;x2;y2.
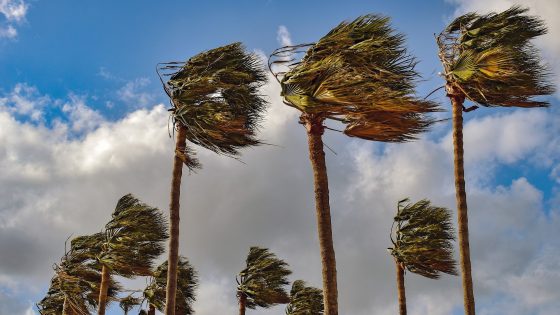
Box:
119;295;141;315
285;280;324;315
237;247;292;309
437;6;554;107
389;198;457;279
270;14;440;142
143;257;198;315
158;42;268;169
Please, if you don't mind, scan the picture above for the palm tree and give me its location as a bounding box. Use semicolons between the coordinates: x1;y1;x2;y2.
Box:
143;257;198;315
158;42;268;315
388;198;457;315
269;15;440;315
71;194;168;315
436;7;554;314
119;295;142;315
236;247;292;315
285;280;324;315
37;245;121;315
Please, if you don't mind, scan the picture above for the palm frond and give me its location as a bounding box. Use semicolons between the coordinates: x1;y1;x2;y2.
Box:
285;280;324;315
438;5;555;107
119;294;142;314
237;246;292;309
388;199;458;279
270;14;440;142
159;42;269;169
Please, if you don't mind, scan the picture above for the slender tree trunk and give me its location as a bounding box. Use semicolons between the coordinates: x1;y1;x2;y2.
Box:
448;85;476;315
165;124;188;315
97;264;110;315
238;294;247;315
148;304;156;315
302;113;338;315
395;261;406;315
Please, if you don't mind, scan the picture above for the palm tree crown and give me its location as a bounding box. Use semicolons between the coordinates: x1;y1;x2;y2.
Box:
271;14;440;141
437;6;555;107
389;198;457;278
285;280;324;315
237;246;292;309
143;257;198;315
159;42;269;169
119;295;142;315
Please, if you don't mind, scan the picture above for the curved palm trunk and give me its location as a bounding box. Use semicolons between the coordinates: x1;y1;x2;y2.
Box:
238;294;247;315
395;261;406;315
97;264;111;315
165;125;188;315
302;114;338;315
448;85;475;315
148;304;156;315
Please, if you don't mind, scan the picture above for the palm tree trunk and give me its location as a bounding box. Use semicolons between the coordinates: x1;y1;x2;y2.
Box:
238;294;247;315
97;264;110;315
302;113;338;315
148;304;156;315
395;261;406;315
165;124;188;315
448;85;476;315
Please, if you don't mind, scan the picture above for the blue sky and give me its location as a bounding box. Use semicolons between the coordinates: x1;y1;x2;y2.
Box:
0;1;559;314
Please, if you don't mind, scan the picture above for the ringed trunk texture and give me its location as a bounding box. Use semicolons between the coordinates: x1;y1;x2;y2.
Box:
303;114;338;315
395;261;406;315
238;294;247;315
165;124;188;315
97;264;110;315
148;304;156;315
448;85;476;315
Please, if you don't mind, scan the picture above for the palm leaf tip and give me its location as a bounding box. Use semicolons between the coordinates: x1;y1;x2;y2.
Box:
271;14;441;142
438;6;555;108
159;42;269;165
389;198;458;279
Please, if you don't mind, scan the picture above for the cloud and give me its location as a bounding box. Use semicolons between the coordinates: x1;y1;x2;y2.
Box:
0;0;28;39
116;77;155;108
277;25;293;47
0;83;50;121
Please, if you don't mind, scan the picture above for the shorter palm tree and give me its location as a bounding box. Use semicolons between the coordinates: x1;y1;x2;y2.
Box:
236;247;292;315
388;198;457;315
286;280;324;315
143;257;198;315
119;295;142;315
71;194;168;315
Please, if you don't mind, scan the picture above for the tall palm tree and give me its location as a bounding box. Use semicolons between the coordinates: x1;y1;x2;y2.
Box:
143;257;198;315
236;247;292;315
388;198;457;315
71;194;168;315
119;295;142;315
269;15;440;315
158;42;268;315
436;7;554;314
285;280;324;315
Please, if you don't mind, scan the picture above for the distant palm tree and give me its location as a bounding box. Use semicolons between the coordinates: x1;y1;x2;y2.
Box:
71;194;168;315
236;247;292;315
37;245;121;315
388;198;457;315
119;295;142;315
436;7;554;314
143;257;198;315
286;280;324;315
270;15;440;315
158;42;268;315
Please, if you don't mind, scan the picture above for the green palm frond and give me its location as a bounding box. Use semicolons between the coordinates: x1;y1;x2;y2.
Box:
159;42;269;169
285;280;324;315
119;294;142;314
143;257;198;315
237;247;292;309
270;14;440;142
388;198;458;279
438;6;554;107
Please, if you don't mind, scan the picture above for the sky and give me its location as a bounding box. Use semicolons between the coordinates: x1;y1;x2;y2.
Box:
0;0;559;314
